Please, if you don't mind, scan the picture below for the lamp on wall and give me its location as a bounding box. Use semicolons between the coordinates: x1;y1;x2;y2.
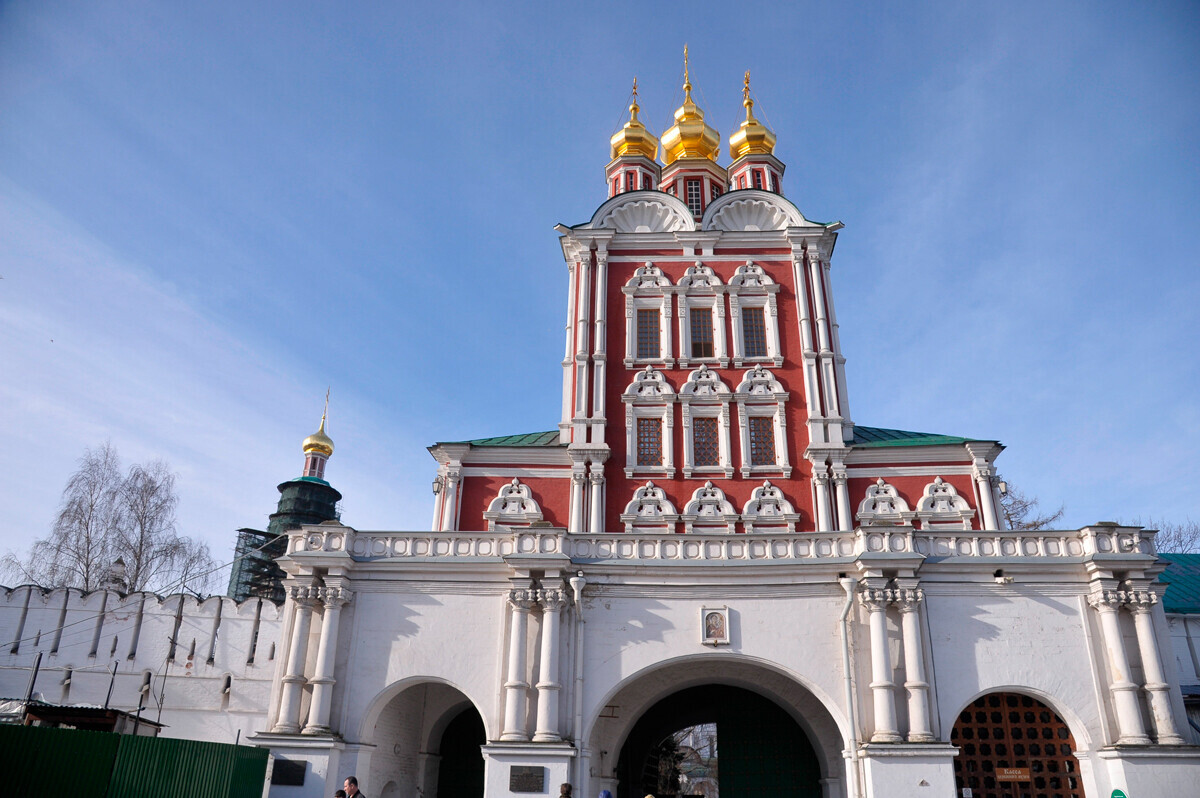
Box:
432;476;444;495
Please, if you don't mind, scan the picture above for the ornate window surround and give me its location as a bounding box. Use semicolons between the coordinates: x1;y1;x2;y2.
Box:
728;261;783;368
681;481;738;534
679;365;733;479
620;481;679;533
622;366;676;479
623;262;674;369
741;480;801;533
856;478;916;526
734;366;792;478
676;262;728;369
914;476;975;530
482;478;544;531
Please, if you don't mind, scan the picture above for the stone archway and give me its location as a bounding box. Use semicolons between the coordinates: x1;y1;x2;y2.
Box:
587;656;846;798
363;680;487;798
951;691;1083;798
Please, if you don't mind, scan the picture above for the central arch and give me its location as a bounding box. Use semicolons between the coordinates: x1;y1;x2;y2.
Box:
587;655;846;798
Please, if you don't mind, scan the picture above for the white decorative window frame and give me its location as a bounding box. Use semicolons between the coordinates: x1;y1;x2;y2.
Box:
623;262;675;369
741;480;800;533
728;261;783;368
622;367;676;479
620;481;679;533
482;478;544;531
681;481;738;534
914;476;975;530
679;366;733;479
856;478;916;526
700;606;730;646
676;262;728;369
734;367;791;478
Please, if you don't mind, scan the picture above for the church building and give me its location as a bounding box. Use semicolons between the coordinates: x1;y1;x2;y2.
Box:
4;61;1200;798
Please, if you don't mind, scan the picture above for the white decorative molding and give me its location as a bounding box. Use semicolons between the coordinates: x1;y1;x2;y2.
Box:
681;481;738;534
624;262;673;291
914;476;975;530
728;262;783;368
681;365;730;399
620;481;680;533
735;364;787;397
678;262;723;290
596;198;694;233
729;261;777;289
622;367;676;478
734;365;791;478
856;478;915;526
679;365;733;479
741;481;800;533
706;197;801;232
623;263;674;368
482;478;544;530
623;365;675;401
677;264;728;369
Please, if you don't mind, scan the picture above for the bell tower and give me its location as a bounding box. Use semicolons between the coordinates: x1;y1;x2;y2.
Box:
659;46;727;219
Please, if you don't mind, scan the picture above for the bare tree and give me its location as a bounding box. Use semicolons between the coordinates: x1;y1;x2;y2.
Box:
1;444;218;594
997;476;1065;531
1123;518;1200;554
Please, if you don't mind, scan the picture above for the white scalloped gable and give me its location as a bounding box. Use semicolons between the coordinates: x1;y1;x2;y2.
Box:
587;192;695;232
703;190;809;231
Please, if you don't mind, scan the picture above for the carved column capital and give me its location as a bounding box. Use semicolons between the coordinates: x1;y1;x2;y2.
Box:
1088;589;1125;612
894;587;924;611
288;585;322;607
859;587;895;611
509;588;538;610
1125;590;1158;613
321;587;353;609
537;588;571;611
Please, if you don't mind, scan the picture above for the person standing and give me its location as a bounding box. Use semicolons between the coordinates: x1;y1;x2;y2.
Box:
344;776;364;798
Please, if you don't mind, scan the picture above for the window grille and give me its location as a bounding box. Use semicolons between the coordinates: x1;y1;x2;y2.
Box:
685;179;702;215
693;417;719;467
753;170;764;189
637;418;663;466
690;307;714;358
637;308;660;359
626;170;636;191
749;417;776;466
742;306;768;358
711;183;721;201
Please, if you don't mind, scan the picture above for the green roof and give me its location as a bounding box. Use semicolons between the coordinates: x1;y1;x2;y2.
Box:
1158;554;1200;614
852;425;982;448
464;430;564;447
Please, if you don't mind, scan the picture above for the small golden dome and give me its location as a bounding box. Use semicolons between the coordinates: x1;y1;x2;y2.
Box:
610;78;659;161
660;46;721;165
303;404;334;457
728;71;776;161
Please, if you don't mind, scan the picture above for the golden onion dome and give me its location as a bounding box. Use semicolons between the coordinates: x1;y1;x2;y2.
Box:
610;78;659;161
303;404;334;457
660;47;720;165
728;71;776;161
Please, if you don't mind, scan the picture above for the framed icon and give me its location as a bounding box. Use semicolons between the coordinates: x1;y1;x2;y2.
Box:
701;606;729;646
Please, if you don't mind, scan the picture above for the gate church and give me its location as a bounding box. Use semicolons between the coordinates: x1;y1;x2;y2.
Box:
5;64;1200;798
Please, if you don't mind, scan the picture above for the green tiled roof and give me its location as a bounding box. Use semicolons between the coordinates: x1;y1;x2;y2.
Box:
464;430;564;447
1159;554;1200;614
852;425;982;448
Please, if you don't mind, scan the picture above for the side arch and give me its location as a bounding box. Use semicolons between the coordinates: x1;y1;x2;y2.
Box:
947;684;1095;751
356;674;494;744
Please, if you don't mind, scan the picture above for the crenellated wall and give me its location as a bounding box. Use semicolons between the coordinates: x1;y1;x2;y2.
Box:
0;584;282;742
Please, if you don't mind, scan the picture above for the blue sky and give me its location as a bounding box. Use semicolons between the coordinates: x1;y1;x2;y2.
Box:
1;1;1197;569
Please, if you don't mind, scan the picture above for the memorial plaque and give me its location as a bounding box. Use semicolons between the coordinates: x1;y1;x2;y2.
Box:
510;766;545;793
996;767;1030;781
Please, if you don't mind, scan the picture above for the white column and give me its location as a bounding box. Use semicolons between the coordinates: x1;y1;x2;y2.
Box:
501;587;537;741
1089;589;1151;744
832;463;851;531
273;585;318;733
1128;591;1184;744
568;468;586;535
813;467;832;531
588;462;605;535
303;585;352;735
439;471;461;531
972;464;999;531
862;586;901;742
896;587;933;742
533;587;570;742
591;253;609;444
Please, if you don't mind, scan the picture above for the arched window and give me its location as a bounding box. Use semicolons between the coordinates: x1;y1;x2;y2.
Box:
623;366;676;478
728;262;783;367
679;365;733;479
623;263;674;368
677;262;727;369
734;366;791;478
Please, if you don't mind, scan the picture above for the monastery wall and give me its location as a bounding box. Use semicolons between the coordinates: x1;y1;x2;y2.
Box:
0;584;282;741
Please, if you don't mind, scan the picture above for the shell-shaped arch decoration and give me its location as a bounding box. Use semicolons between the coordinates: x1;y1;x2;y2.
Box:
704;193;806;231
596;198;694;233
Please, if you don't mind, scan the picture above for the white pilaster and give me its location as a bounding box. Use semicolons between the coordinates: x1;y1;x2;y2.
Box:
588;462;605;535
303;584;352;735
273;584;318;734
502;587;537;741
568;468;586;536
533;587;569;742
896;586;933;742
813;466;832;531
1128;590;1184;744
832;462;851;531
1089;588;1151;744
862;586;901;742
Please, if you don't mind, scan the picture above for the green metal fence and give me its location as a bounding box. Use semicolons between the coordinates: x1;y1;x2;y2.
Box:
0;725;269;798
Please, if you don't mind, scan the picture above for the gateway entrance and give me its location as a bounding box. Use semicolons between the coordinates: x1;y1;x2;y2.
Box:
616;684;821;798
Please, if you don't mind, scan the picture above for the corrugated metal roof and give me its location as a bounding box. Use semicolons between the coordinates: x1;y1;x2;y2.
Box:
463;430;564;447
1159;553;1200;614
852;425;982;448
